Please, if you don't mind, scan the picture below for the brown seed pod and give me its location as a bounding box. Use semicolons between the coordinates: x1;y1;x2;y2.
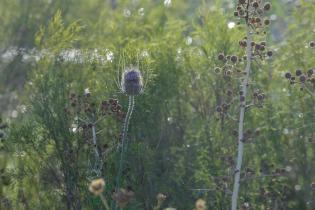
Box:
216;106;222;113
257;94;264;101
214;67;221;73
264;19;270;25
252;2;259;8
264;3;271;11
300;75;306;83
296;69;302;76
218;53;225;61
266;51;273;57
231;55;238;63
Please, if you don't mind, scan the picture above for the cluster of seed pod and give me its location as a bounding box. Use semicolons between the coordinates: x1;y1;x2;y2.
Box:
65;93;125;121
284;69;315;88
234;0;271;33
64;92;125;148
216;53;244;80
239;38;273;60
216;103;230;115
252;89;265;106
100;98;125;121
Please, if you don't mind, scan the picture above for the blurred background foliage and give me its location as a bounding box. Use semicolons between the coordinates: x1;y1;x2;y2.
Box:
0;0;315;209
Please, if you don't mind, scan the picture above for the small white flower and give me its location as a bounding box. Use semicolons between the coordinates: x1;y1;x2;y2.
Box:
11;110;18;118
283;128;289;135
285;166;292;172
164;0;172;7
186;36;193;45
138;8;144;16
123;9;131;17
228;22;236;29
84;88;90;95
106;51;114;62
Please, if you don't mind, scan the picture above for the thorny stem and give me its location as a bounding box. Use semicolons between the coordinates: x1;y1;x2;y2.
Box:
92;124;101;176
231;15;253;210
116;95;135;190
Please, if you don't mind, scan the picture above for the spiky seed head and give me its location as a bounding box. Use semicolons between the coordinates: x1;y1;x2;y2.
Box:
121;67;143;96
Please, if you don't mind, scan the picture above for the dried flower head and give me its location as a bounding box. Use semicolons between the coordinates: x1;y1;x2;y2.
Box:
89;178;105;196
157;193;167;204
195;198;206;210
121;67;143;96
112;188;135;208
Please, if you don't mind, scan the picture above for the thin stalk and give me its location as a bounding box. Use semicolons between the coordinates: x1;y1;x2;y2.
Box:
304;86;315;97
116;95;135;189
231;22;253;210
92;124;101;176
100;194;112;210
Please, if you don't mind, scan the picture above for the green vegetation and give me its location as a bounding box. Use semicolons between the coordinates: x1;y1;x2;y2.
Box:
0;0;314;209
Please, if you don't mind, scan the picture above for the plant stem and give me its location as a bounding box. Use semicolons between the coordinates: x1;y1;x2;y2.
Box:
100;194;112;210
92;124;101;176
231;21;253;210
116;95;135;189
304;86;315;97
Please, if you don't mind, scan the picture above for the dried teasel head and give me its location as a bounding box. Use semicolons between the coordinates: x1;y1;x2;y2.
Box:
195;198;207;210
112;188;135;208
121;67;143;96
89;178;105;196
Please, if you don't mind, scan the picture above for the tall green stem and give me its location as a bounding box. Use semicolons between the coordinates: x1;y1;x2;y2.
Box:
116;96;135;189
